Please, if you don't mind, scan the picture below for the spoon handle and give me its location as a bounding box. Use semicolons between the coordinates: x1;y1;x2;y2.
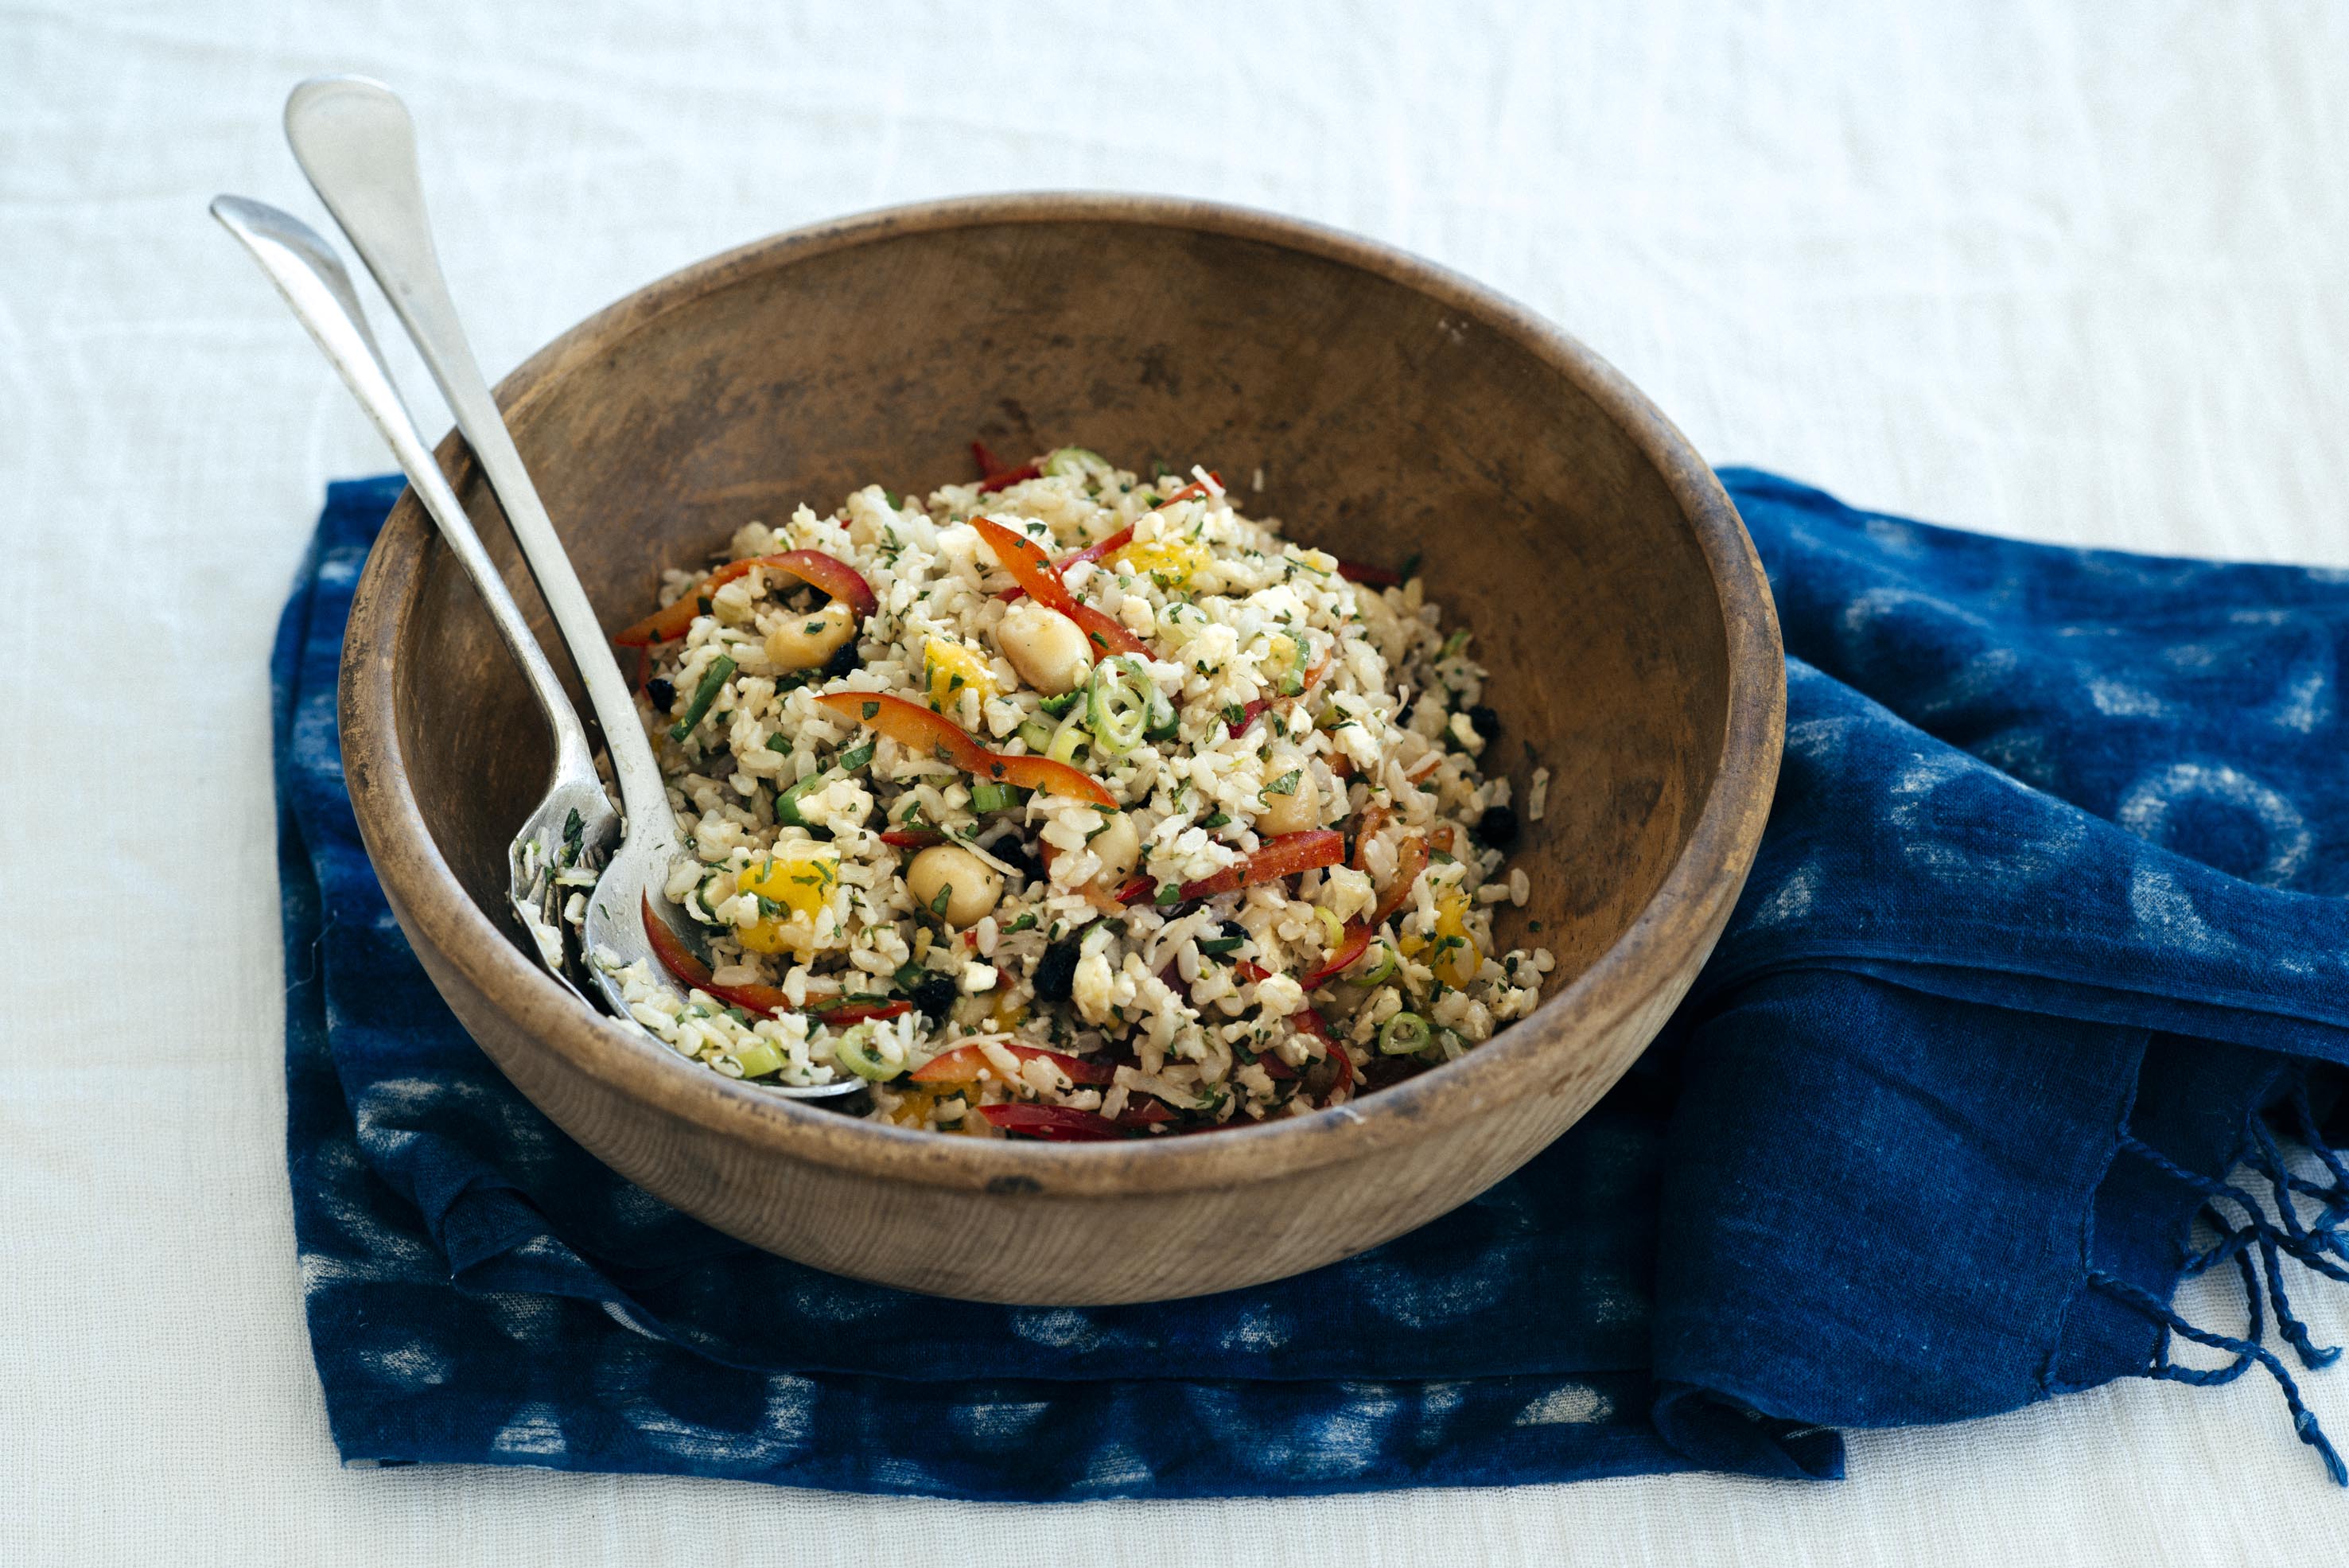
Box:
281;75;671;833
210;194;597;785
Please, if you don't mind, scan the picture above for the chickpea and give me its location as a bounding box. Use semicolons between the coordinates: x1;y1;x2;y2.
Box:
1255;749;1320;835
1084;811;1142;891
765;598;858;671
906;843;1003;928
994;600;1092;695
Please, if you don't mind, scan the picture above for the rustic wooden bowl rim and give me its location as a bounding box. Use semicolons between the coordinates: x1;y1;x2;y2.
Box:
340;191;1783;1200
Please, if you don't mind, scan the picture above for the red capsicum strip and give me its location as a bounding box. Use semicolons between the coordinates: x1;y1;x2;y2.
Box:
911;1042;1116;1086
814;690;1116;807
1068;603;1151;660
1223;698;1271;740
878;827;946;849
613;551;877;647
971;441;1041;493
996;475;1219;602
1225;654;1331;737
818;1000;916;1025
1301;827;1429;988
972;518;1152;659
979;463;1041;493
1336;561;1402;588
639;893;910;1023
978;1103;1127;1142
1176;829;1344;901
1290;1006;1355;1097
1115;1096;1177;1127
1301;925;1371;989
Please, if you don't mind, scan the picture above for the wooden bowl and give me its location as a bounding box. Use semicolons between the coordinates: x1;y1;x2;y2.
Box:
339;195;1783;1305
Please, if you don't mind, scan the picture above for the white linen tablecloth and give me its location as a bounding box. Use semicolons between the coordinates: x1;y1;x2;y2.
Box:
8;2;2349;1561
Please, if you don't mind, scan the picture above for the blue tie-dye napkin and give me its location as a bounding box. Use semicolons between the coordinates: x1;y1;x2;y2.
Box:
275;469;2349;1498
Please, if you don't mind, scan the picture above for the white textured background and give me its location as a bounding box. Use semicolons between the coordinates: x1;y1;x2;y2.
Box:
8;2;2349;1562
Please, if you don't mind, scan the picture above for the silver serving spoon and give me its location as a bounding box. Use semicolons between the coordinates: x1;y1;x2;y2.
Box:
281;75;860;1097
212;194;616;1006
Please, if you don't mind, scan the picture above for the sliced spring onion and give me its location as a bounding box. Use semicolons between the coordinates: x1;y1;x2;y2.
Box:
1087;656;1154;757
832;1021;898;1081
774;741;875;827
1047;709;1091;764
715;1040;784;1080
667;654;737;740
1315;905;1348;950
969;781;1029;813
1038;691;1084;718
1378;1012;1434;1056
1357;943;1399;986
1044;445;1109;478
1017;717;1055;753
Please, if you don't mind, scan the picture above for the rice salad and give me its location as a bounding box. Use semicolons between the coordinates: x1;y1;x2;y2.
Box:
591;446;1554;1141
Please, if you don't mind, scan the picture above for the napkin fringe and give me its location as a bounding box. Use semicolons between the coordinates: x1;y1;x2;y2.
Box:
2090;1094;2349;1485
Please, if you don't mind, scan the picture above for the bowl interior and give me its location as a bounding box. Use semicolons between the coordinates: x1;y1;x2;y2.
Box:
396;208;1731;1007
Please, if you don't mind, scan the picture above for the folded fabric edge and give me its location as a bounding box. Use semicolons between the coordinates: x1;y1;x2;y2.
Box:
306;1356;1698;1501
1648;1383;1845;1480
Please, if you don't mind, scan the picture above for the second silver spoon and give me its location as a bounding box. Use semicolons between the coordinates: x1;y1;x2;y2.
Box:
212;194;617;1005
282;75;861;1097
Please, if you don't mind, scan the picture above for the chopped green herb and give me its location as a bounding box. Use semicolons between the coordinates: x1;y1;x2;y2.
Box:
560;808;584;866
1262;769;1303;799
1153;882;1180;907
1202;811;1231;830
